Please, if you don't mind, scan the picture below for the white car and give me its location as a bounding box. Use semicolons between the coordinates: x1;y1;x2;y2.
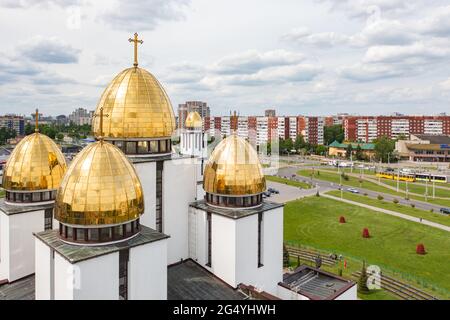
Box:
347;188;360;194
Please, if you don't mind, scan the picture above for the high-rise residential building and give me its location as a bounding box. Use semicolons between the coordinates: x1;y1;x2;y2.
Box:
265;109;276;117
68;108;94;126
344;115;450;142
304;117;324;145
177;101;210;129
0;115;25;136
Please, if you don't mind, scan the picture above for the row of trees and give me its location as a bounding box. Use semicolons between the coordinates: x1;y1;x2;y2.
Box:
0;127;17;145
24;123;92;141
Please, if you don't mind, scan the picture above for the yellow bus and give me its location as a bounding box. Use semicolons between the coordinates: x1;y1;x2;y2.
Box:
376;172;416;182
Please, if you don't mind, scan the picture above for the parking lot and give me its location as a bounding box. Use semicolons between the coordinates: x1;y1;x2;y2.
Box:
265;181;322;204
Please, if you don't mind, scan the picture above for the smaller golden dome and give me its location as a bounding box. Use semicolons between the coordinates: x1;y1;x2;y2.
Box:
203;135;266;196
2;133;67;191
55;141;144;226
185;111;202;128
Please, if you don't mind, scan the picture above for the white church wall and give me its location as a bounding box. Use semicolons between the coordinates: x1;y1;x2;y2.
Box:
334;285;357;300
163;158;196;265
188;208;207;265
210;213;237;287
0;213;10;281
129;239;168;300
8;209;45;282
134;161;156;229
72;252;119;300
35;238;52;300
276;285;310;300
53;253;74;300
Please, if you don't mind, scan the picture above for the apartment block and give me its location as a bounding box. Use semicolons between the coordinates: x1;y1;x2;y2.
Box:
0;115;25;136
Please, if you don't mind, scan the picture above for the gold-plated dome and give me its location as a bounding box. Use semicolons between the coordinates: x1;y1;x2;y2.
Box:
54;141;144;226
203;135;266;195
185;111;202;128
92;67;176;139
2;133;67;191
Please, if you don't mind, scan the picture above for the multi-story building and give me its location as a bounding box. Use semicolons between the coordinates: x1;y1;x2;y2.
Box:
304;117;324;145
0;115;25;136
68;108;94;126
177;101;210;129
344;116;450;142
265;109;276;117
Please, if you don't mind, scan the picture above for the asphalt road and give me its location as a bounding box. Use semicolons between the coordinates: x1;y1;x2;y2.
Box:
274;165;449;212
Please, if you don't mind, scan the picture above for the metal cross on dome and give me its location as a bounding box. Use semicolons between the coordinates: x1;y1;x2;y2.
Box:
35;108;40;133
128;33;144;67
93;107;109;141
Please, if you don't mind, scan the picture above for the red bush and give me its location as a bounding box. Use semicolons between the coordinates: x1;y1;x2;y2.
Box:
339;216;346;223
416;243;426;255
362;228;370;238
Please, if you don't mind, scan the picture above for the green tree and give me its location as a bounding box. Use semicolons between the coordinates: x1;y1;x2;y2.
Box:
0;127;17;145
56;133;64;141
25;123;34;135
345;144;353;159
355;145;364;160
324;124;344;145
357;261;369;294
294;134;306;151
374;136;396;163
284;138;293;153
315;145;328;156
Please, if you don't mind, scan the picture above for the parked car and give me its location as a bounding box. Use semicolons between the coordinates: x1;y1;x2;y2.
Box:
263;191;271;197
347;188;360;194
440;208;450;215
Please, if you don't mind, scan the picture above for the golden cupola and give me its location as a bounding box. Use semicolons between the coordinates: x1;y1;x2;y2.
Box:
92;33;175;157
54;138;144;244
185;111;202;129
203;134;266;208
2;110;67;205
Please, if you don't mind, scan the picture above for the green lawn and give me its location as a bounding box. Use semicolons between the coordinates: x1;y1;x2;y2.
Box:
372;177;450;198
298;169;450;207
265;175;312;189
326;190;450;227
284;196;450;298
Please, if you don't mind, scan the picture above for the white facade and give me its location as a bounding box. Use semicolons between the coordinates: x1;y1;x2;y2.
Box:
180;127;207;158
288;117;297;141
0;208;48;282
35;236;168;300
256;117;268;146
424;120;443;135
391;119;410;138
357;118;378;142
277;117;285;139
237;117;248;139
188;205;284;296
221;117;231;137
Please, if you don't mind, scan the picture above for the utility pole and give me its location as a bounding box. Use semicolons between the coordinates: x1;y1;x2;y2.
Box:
340;173;343;199
425;179;428;201
432;177;435;199
406;179;409;199
397;168;400;193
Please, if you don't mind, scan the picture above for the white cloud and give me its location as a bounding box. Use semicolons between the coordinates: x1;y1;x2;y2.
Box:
17;36;81;64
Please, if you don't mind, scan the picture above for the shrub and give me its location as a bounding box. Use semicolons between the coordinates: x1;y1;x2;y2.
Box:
362;228;370;238
377;195;383;201
364;193;368;196
341;173;349;181
416;243;426;255
357;261;369;294
411;203;415;208
430;209;434;213
316;191;320;197
393;199;399;204
339;216;346;223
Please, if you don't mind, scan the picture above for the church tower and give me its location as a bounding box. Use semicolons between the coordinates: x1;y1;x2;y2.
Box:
0;110;67;283
91;34;197;265
188;131;284;296
180;111;206;158
34;116;168;300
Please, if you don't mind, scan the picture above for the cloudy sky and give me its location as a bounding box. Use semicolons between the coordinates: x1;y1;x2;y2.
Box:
1;0;450;117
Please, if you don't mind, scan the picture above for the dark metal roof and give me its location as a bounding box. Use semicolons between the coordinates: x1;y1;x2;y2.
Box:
189;200;284;220
168;260;246;300
414;135;450;144
0;275;35;300
0;199;54;216
280;265;355;300
34;226;169;264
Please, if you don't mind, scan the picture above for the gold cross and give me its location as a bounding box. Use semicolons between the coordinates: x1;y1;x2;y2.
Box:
35;108;39;133
93;107;109;141
128;32;144;67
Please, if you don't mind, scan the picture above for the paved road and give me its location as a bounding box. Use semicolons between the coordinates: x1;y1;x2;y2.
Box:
266;181;324;204
274;166;449;213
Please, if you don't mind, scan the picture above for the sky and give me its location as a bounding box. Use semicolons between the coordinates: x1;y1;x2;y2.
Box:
0;0;450;117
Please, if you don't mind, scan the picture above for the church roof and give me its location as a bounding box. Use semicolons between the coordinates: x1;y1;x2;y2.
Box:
185;111;202;128
54;141;144;226
203;135;266;196
2;132;67;191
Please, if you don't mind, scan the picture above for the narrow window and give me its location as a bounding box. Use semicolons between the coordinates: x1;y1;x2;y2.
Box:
258;213;264;267
119;249;129;300
155;161;164;233
44;209;53;230
206;212;212;267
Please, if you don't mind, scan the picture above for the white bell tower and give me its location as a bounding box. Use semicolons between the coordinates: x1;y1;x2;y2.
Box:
181;111;207;158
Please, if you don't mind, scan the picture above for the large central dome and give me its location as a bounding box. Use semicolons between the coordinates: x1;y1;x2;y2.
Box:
93;67;176;139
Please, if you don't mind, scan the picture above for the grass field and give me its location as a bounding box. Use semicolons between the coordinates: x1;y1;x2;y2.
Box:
297;169;450;207
325;190;450;227
265;175;312;189
284;196;450;298
370;178;450;198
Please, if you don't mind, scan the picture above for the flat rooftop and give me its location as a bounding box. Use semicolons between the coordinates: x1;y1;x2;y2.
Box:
168;260;246;300
280;265;355;300
190;200;283;220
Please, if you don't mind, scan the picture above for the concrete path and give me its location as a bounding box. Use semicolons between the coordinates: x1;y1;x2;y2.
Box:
323;194;450;232
266;181;328;204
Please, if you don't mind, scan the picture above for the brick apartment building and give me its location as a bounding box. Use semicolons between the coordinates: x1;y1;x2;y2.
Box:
344;116;450;142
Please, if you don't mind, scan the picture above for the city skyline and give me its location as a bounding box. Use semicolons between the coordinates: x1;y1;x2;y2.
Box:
1;1;450;116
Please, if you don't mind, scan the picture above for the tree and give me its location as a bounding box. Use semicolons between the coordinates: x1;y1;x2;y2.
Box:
357;261;370;294
284;138;293;153
25;123;34;135
56;133;64;141
315;145;327;156
374;136;396;163
345;144;353;159
294;134;306;151
355;145;364;160
324;124;344;145
0;127;17;145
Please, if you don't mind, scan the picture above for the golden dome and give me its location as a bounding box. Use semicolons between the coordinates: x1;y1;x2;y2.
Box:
92;67;176;139
2;133;67;191
203;135;266;196
185;111;202;128
54;141;144;226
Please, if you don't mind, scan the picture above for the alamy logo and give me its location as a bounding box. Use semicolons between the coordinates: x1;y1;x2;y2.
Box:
366;265;381;290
